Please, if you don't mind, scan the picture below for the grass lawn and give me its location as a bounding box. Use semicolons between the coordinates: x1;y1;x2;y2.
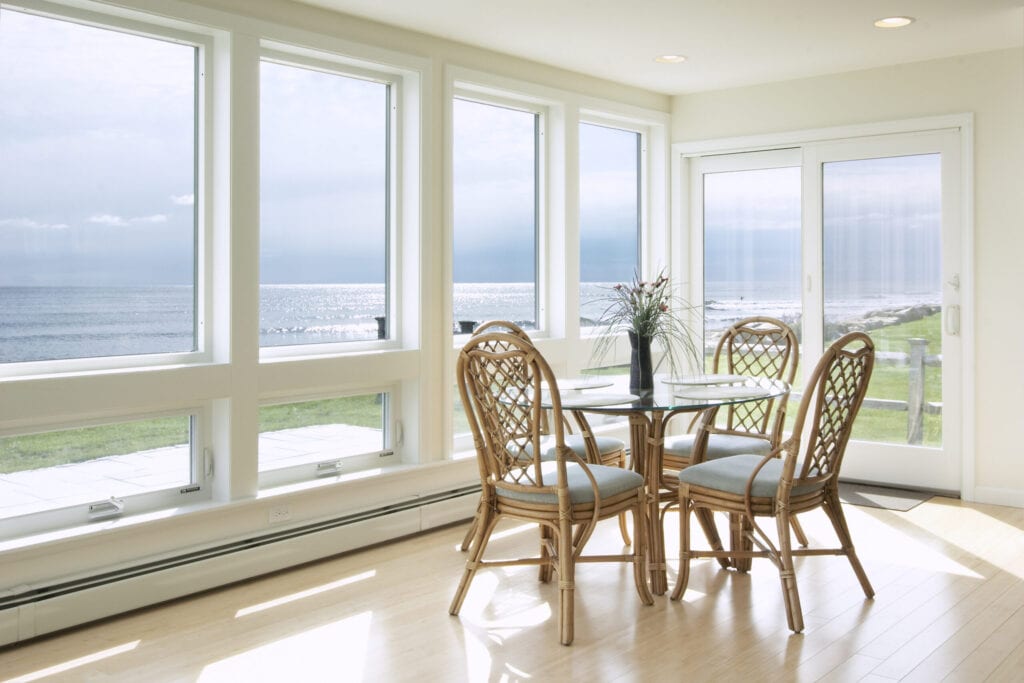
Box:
1;395;383;474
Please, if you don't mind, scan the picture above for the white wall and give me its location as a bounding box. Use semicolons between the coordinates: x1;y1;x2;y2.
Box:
671;47;1024;506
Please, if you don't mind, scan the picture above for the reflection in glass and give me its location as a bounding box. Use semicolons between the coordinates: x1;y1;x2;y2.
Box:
452;99;538;332
824;154;942;446
703;167;801;369
260;61;389;346
579;123;640;326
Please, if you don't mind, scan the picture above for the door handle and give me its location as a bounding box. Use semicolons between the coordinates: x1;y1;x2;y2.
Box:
945;304;960;336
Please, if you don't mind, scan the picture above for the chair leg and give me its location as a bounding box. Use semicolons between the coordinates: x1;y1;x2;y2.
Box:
730;513;753;573
617;513;632;546
557;509;575;645
774;511;804;633
632;493;654;606
822;492;874;598
670;487;694;601
617;451;633;546
459;497;484;552
450;510;499;616
789;514;809;547
695;508;731;570
539;523;554;583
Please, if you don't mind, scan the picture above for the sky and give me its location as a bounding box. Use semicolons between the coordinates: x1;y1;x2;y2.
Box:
0;7;942;297
0;9;195;286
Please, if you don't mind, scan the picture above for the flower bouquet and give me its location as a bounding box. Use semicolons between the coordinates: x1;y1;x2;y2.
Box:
590;270;701;393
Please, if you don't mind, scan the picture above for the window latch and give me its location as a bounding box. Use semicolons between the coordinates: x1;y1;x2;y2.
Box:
316;460;343;477
88;497;125;521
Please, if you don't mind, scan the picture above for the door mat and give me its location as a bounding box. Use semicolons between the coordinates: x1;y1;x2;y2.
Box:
838;482;933;512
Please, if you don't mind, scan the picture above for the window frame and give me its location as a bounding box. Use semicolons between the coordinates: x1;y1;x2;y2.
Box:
577;115;646;330
0;407;209;540
450;88;548;339
256;387;397;489
257;48;401;359
0;1;214;378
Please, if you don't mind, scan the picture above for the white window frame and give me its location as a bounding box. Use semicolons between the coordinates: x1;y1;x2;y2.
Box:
672;114;975;498
449;88;548;339
257;48;402;360
577;114;647;332
256;388;397;489
0;0;215;378
0;407;209;540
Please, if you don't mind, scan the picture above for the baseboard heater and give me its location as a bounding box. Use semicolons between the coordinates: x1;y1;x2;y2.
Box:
0;485;480;645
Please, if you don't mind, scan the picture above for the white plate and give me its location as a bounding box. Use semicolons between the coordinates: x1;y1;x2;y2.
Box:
662;373;750;386
673;385;770;400
558;392;638;408
550;377;614;391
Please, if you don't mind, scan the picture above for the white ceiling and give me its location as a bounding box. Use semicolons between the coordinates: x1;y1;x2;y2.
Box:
294;0;1024;95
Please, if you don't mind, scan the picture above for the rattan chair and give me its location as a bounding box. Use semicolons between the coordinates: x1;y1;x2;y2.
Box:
459;320;631;550
660;316;804;558
670;332;875;633
662;316;799;472
450;331;653;645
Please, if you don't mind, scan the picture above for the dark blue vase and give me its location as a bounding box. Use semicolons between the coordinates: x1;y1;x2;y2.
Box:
628;331;654;394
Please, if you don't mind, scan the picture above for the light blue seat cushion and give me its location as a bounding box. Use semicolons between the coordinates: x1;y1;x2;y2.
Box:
677;454;824;499
664;433;772;461
544;435;625;461
498;462;644;505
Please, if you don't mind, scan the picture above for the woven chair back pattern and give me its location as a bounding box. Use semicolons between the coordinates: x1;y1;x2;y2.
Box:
458;332;564;491
718;318;799;434
798;332;875;483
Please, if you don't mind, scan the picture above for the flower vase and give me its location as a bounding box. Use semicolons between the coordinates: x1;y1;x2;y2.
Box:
628;331;654;394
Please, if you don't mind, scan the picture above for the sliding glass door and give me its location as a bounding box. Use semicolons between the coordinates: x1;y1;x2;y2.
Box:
690;130;963;491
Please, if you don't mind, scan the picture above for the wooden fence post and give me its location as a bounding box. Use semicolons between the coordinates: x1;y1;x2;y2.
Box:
907;338;927;444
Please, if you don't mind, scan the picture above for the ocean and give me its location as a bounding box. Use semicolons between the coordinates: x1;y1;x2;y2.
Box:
0;283;939;363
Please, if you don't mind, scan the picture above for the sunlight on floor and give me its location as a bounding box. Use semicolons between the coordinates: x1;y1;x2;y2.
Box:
6;641;140;683
235;570;376;617
901;504;1024;580
199;612;372;682
460;571;553;637
842;504;985;578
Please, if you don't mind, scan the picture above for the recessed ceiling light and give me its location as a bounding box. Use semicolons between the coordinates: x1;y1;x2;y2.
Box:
655;55;687;64
874;16;915;29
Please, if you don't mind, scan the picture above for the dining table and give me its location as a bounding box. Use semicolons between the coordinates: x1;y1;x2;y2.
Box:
547;374;791;595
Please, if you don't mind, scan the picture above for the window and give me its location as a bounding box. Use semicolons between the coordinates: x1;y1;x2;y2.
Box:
702;165;802;364
452;97;540;333
258;393;391;486
823;153;943;445
0;414;197;527
260;58;391;347
0;8;198;365
579;122;640;326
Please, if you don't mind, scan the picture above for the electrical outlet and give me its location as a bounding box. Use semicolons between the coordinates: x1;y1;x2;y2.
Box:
268;505;291;524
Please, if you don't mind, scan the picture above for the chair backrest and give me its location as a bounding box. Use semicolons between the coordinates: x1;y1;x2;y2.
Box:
456;331;574;495
470;320;563;435
471;319;532;341
712;316;799;443
783;332;875;489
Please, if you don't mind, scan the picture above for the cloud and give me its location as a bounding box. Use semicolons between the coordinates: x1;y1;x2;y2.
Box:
87;213;169;226
171;194;194;206
0;217;70;230
88;213;128;226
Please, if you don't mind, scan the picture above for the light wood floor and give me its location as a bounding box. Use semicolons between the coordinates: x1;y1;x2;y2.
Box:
1;496;1023;682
